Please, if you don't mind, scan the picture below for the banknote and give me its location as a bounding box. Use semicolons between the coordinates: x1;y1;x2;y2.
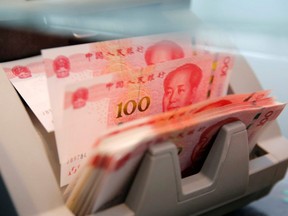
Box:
64;92;285;214
59;52;234;186
42;32;193;130
1;56;53;132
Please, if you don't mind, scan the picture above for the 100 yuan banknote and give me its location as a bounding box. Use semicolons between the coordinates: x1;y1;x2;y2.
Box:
42;32;193;133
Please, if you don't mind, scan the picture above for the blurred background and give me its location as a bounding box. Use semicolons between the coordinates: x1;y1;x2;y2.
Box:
192;0;288;139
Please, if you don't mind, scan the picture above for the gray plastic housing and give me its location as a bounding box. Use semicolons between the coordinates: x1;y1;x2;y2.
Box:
95;121;288;216
1;54;288;216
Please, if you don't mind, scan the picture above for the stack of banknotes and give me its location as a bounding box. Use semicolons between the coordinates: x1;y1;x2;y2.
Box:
64;90;285;215
0;32;286;215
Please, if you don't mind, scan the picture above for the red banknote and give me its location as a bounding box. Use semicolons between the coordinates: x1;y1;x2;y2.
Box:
64;91;285;215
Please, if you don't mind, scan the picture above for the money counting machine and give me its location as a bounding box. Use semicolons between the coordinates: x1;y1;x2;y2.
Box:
0;0;288;215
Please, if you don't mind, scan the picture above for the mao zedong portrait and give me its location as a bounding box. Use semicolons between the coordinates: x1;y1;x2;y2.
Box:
145;40;185;65
162;63;203;112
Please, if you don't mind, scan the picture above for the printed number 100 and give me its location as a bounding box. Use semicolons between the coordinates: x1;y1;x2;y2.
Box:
116;96;151;118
